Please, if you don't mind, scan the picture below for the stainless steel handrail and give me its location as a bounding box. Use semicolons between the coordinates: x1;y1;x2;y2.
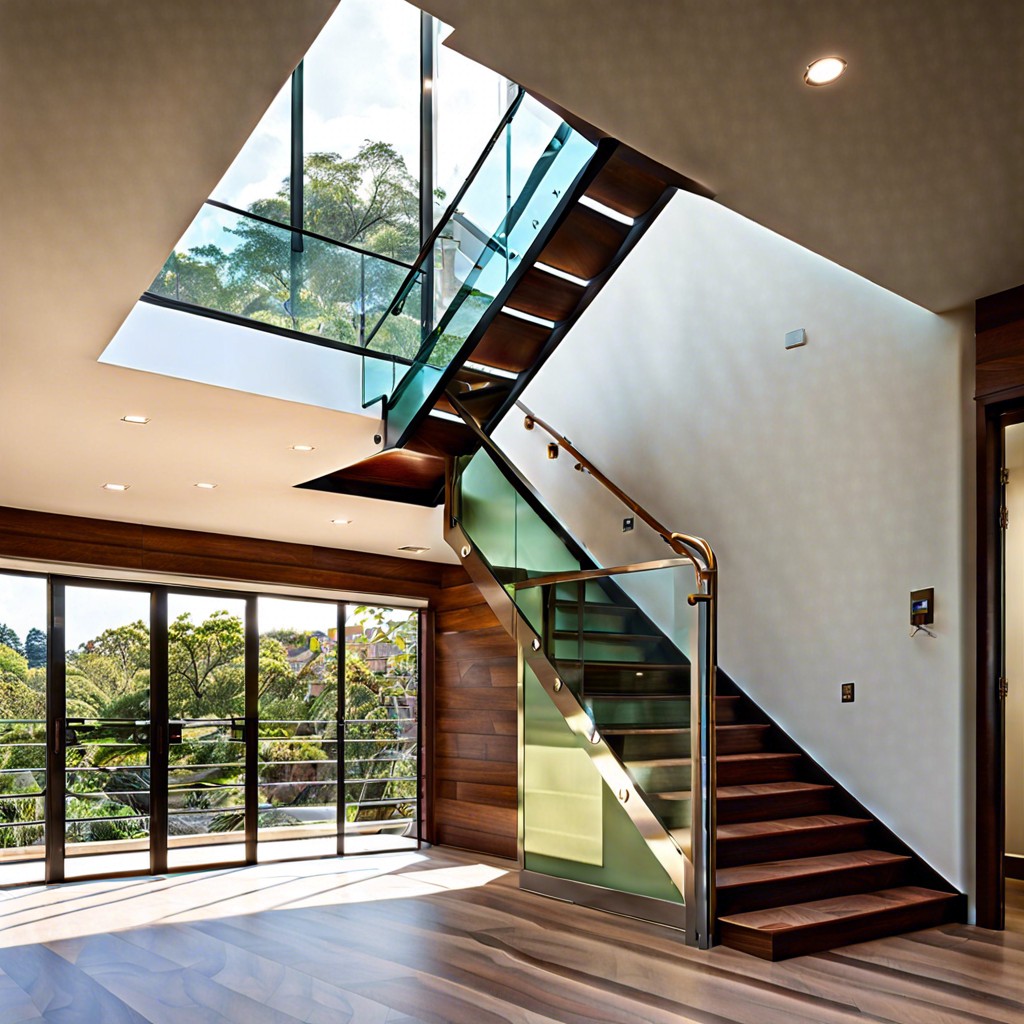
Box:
517;401;716;584
513;556;696;590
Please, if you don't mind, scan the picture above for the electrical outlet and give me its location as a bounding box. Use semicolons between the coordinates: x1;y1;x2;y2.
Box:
841;682;855;703
622;517;634;532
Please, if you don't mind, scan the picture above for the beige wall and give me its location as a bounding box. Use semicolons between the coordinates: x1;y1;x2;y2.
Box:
496;191;975;892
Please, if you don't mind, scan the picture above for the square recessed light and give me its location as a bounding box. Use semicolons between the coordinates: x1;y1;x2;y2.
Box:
290;444;316;452
194;482;218;489
102;482;129;491
121;415;150;425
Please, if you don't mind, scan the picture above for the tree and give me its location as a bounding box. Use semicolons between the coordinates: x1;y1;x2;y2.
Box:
167;611;245;716
0;644;28;684
0;625;23;658
24;628;46;669
86;621;150;695
151;140;421;347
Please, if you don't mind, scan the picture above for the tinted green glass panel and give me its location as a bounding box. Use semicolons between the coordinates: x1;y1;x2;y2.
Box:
523;663;682;904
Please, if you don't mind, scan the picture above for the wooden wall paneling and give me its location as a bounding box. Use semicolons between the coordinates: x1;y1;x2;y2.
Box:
0;506;446;600
430;568;518;860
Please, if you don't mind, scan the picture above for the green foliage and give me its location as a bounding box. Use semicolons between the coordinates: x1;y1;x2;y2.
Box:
0;625;24;657
24;628;46;669
0;643;28;683
168;610;244;717
150;142;420;347
88;621;149;694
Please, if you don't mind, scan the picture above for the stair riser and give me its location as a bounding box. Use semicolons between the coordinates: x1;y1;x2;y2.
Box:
578;667;689;694
716;823;873;868
717;788;832;824
717;757;802;787
718;861;913;916
611;733;689;760
648;795;690;829
719;895;964;961
588;695;739;728
629;764;690;793
553;639;677;663
586;698;689;729
554;608;638;633
716;727;771;755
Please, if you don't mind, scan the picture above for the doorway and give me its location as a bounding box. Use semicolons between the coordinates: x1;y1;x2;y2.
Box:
0;570;422;886
1003;424;1024;886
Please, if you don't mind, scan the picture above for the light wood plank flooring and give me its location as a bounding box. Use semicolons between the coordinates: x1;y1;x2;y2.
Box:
0;848;1020;1023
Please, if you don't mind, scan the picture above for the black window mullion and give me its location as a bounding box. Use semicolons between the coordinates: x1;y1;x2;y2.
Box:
44;577;65;884
245;595;259;864
150;588;169;875
337;602;346;858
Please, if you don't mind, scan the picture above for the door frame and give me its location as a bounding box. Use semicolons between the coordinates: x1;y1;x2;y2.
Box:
976;390;1024;928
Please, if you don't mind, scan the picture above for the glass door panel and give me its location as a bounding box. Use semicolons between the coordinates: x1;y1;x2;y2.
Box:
257;597;339;861
166;592;247;871
0;572;48;886
63;585;151;879
344;604;419;854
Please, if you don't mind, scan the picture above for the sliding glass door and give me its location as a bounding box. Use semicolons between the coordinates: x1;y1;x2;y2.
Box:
0;572;48;885
0;573;422;886
59;582;153;880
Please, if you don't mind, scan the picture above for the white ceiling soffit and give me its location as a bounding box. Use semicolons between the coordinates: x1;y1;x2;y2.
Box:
0;0;453;562
418;0;1024;313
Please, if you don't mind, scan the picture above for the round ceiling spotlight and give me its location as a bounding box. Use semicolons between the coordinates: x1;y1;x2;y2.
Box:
803;56;847;86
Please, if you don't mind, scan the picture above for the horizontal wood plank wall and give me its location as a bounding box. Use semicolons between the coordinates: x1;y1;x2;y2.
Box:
0;506;445;599
976;283;1024;399
432;566;518;859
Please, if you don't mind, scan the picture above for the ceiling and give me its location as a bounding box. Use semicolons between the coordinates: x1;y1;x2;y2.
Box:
418;0;1024;314
0;0;454;564
3;0;1021;568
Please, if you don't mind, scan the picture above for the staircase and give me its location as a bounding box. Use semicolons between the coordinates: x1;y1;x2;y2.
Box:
301;87;965;959
551;580;963;960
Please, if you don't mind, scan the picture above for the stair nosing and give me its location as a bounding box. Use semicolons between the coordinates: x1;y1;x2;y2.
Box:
716;850;912;891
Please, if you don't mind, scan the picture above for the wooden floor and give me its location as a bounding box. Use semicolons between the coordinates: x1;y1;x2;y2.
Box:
0;848;1020;1023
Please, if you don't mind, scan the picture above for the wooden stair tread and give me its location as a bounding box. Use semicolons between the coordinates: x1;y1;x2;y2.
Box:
537;202;631;280
717;850;910;890
625;757;691;770
718;781;832;800
717;752;801;765
468;311;551;374
552;630;663;642
717;886;956;934
505;266;584;322
602;726;687;736
717;814;871;841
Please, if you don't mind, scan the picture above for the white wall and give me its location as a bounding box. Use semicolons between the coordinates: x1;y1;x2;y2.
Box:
495;192;975;892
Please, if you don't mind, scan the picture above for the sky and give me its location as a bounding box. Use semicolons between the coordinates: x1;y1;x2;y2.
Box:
169;0;553;258
0;574;404;654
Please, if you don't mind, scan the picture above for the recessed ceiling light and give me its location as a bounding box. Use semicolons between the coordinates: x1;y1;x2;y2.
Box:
102;483;129;491
398;545;430;554
804;56;847;86
290;444;316;452
331;518;352;525
195;482;218;489
121;415;150;425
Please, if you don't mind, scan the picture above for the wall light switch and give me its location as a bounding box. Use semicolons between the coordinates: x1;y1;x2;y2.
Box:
622;517;635;532
841;682;855;703
785;328;807;349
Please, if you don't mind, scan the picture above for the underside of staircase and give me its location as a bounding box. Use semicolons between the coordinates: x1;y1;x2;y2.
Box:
298;145;688;505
